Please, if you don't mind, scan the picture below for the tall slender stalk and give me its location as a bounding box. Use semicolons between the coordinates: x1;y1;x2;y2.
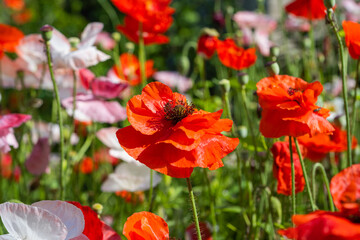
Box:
326;9;352;166
294;138;316;211
312;163;335;211
351;59;360;133
41;25;65;200
138;22;147;89
186;177;202;240
288;137;296;216
148;169;154;212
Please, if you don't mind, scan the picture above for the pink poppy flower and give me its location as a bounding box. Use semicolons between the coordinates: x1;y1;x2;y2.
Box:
285;15;311;32
48;23;110;70
25;137;50;176
342;0;360;22
95;32;116;50
79;68;128;99
152;71;192;93
0;201;89;240
233;11;277;56
96;127;136;163
62;94;126;124
0;113;31;153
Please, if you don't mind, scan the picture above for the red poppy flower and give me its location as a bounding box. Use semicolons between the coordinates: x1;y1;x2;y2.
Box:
123;211;169;240
343;21;360;60
278;210;360;239
330;164;360;214
112;53;155;86
4;0;25;11
12;9;32;25
111;0;174;23
116;190;145;204
68;201;122;240
0;24;24;55
117;16;171;45
1;153;13;179
297;124;357;162
256;75;334;138
197;34;218;59
116;82;239;178
216;38;257;70
271;141;305;195
78;157;97;174
285;0;328;20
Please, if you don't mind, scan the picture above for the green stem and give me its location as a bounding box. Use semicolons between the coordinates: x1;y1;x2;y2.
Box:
138;22;147;89
203;169;217;239
196;56;210;100
326;9;352;166
186;177;202;240
294;138;316;211
113;38;124;79
288;137;296;216
97;0;119;29
148;169;154;212
240;84;259;160
351;59;360;134
43;37;65;200
312;163;335;211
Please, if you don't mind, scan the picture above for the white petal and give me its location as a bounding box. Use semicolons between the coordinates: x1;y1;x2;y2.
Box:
0;202;67;240
79;22;104;49
50;28;71;53
0;234;16;240
101;162;161;192
66;47;110;70
109;149;137;163
32;201;84;240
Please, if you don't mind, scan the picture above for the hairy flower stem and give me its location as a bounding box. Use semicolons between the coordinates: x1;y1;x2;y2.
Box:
351;59;360;134
288;137;296;216
294;138;316;211
186;177;202;240
240;85;259;160
326;9;352;166
312;163;335;211
43;35;65;200
138;22;147;89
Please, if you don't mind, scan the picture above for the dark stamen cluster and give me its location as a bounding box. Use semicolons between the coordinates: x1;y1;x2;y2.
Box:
287;87;302;96
164;100;195;124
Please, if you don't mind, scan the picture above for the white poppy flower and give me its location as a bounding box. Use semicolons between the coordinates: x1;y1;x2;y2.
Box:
0;201;89;240
101;162;161;192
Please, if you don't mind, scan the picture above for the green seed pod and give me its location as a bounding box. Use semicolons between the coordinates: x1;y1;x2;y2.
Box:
238;72;249;85
40;25;53;42
112;32;121;42
69;37;80;49
324;0;335;9
265;61;280;76
219;79;231;93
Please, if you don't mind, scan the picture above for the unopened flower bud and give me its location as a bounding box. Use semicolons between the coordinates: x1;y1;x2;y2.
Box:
265;61;280;76
40;25;53;42
112;32;121;42
270;46;280;59
324;0;335;9
201;28;219;37
238;72;249;85
219;79;231;93
125;42;135;52
69;37;80;48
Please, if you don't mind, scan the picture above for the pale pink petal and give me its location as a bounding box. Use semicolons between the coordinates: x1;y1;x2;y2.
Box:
16;34;46;72
62;47;110;70
62;94;127;123
25;138;50;175
102;223;121;240
95;32;116;50
0;129;18;153
32;200;85;240
50;28;71;53
254;30;273;56
96;127;121;149
0;202;68;240
152;71;192;93
0;114;31;130
233;11;277;33
78;22;104;49
91;77;128;99
101;162;161;192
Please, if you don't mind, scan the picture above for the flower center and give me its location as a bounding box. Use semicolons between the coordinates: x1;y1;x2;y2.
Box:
287;87;302;96
164;100;195;124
